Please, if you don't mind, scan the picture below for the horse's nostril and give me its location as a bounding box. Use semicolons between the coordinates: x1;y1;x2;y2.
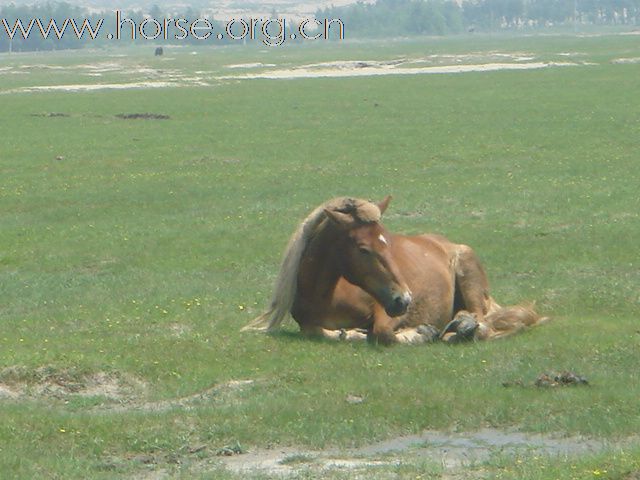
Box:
403;291;412;305
396;291;412;307
393;291;411;309
385;291;412;317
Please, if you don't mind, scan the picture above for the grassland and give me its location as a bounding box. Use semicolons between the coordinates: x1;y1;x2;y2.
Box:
1;33;639;478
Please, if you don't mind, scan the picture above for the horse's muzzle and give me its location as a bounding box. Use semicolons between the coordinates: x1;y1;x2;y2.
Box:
385;290;412;317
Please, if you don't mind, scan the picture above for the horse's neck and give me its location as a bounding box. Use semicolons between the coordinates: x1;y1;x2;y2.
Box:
296;224;343;302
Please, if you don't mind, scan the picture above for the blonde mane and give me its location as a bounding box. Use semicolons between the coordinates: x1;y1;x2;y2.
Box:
242;197;381;332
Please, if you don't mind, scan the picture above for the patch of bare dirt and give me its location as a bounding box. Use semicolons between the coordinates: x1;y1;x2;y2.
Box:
4;81;179;94
502;371;589;388
612;57;640;64
115;113;170;120
30;112;70;118
168;323;192;338
0;366;256;414
95;379;255;413
0;384;20;399
0;365;145;403
216;60;581;81
226;62;276;69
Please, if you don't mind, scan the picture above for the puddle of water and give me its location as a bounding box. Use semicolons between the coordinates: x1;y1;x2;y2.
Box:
357;428;607;457
219;427;621;476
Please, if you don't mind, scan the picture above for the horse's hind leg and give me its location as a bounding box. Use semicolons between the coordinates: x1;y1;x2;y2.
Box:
442;245;498;342
448;245;542;342
452;244;495;319
395;325;440;344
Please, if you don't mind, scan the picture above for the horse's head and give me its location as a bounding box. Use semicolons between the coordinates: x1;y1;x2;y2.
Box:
324;196;412;317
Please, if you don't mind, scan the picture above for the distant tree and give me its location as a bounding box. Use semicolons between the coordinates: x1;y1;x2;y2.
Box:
149;4;163;21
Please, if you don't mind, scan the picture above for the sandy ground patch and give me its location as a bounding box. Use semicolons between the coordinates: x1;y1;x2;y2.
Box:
0;384;21;399
11;81;180;93
0;53;601;93
226;62;277;69
0;59;209;94
0;366;146;402
0;365;255;413
612;57;640;64
217;61;580;80
406;52;537;64
96;379;256;413
75;62;125;73
4;77;209;93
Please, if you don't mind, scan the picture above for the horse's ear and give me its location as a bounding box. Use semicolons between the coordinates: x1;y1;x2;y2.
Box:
324;208;355;228
378;195;392;214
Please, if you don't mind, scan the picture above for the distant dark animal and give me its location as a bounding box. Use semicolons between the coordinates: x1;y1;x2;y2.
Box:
244;196;547;345
154;47;163;56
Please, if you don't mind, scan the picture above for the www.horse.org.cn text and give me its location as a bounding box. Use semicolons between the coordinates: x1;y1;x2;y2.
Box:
1;12;346;47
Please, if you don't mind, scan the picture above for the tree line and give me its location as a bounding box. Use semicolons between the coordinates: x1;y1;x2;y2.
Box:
2;0;640;52
319;0;640;36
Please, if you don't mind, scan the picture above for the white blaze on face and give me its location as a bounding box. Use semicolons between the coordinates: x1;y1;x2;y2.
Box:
378;234;388;246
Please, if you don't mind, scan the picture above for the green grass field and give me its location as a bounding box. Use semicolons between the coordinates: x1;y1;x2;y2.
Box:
1;33;639;478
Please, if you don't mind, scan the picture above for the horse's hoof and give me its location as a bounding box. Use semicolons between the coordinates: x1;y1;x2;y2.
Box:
456;314;478;341
440;318;462;339
416;324;440;343
442;332;459;343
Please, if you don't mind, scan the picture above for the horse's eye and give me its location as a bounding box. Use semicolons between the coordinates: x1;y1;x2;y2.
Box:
358;246;371;255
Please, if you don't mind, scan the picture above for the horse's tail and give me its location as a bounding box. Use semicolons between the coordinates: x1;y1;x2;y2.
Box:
477;301;550;340
241;254;298;332
242;203;330;333
241;308;276;332
241;301;289;333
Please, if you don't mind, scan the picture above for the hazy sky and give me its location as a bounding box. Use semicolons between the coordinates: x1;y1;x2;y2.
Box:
0;0;370;19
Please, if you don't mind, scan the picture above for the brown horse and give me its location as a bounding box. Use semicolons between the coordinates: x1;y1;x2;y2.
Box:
244;196;546;344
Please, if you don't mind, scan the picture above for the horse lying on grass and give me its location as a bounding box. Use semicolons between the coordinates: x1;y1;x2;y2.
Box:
244;196;547;345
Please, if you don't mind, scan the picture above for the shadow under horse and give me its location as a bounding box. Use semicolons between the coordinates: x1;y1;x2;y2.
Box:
244;196;547;345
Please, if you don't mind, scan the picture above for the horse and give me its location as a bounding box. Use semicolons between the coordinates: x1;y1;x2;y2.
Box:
243;196;546;344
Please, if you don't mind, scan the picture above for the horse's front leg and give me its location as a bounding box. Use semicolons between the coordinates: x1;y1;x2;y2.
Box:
369;305;402;345
452;244;495;320
370;305;441;345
